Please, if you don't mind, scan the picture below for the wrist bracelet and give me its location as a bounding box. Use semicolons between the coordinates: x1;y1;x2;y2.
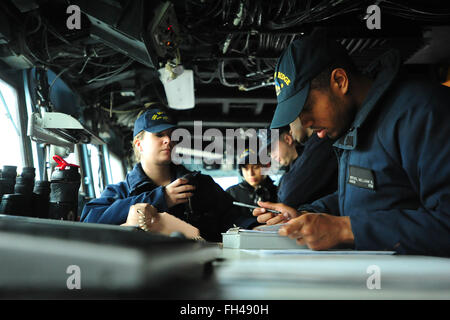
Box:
137;209;155;232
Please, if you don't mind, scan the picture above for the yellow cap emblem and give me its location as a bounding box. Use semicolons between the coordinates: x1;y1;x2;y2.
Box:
151;111;169;121
274;72;290;96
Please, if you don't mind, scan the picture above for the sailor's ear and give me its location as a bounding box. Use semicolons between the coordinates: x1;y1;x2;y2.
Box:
330;68;349;95
284;132;294;146
134;138;143;153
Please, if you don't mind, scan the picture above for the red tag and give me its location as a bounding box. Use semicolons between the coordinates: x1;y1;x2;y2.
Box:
53;155;80;170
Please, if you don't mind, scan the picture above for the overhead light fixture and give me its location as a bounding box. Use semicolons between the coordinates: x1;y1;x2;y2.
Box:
120;91;135;97
28;111;105;151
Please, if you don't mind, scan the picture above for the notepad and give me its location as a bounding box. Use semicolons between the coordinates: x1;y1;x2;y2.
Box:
252;223;289;233
222;224;307;249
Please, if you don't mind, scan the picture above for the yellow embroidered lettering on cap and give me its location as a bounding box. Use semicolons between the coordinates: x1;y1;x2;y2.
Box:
277;72;291;86
275;83;281;96
275;72;291;96
151;111;169;121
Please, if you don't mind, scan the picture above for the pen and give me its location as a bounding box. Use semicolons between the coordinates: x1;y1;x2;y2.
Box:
232;201;282;214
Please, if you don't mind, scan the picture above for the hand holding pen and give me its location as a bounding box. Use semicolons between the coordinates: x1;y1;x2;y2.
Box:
233;201;282;214
251;201;300;225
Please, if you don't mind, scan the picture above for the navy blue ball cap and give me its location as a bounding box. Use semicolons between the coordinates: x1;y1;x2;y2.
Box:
270;29;349;129
133;108;176;137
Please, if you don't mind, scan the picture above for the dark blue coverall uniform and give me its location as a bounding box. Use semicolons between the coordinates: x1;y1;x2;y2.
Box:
277;134;338;208
226;177;278;229
298;50;450;256
81;163;241;242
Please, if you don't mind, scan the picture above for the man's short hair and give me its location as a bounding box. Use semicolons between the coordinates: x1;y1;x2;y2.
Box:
277;125;291;138
310;57;361;91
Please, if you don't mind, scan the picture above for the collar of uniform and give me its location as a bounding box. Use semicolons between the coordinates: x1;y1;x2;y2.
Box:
126;162;189;194
239;180;255;191
126;163;154;194
333;49;401;150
